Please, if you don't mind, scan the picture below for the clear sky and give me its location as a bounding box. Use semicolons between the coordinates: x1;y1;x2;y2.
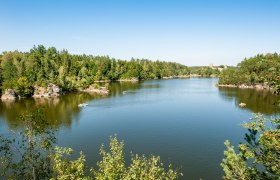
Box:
0;0;279;66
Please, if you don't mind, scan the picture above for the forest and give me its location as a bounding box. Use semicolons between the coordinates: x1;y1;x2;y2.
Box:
0;45;191;96
189;66;221;77
218;53;280;93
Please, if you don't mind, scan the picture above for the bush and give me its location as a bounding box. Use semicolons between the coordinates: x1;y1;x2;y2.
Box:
0;109;182;180
221;115;280;179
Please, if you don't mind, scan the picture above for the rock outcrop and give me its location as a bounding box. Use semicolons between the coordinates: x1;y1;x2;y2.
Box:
1;89;17;101
239;102;246;108
33;83;62;98
82;86;109;95
218;84;273;91
118;78;139;82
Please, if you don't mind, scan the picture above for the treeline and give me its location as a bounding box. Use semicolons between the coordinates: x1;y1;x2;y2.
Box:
189;66;221;77
219;53;280;93
0;45;190;96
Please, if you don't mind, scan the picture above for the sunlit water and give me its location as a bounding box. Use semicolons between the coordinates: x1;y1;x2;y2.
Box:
1;78;279;179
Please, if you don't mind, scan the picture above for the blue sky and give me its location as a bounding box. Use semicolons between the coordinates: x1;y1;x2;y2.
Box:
0;0;279;66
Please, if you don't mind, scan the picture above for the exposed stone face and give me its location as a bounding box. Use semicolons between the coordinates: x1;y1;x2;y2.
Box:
218;83;273;92
239;102;246;108
33;84;62;98
255;84;264;90
1;89;17;100
239;84;254;89
82;86;109;95
47;83;61;95
118;78;139;82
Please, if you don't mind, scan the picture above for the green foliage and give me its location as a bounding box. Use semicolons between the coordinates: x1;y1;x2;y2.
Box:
0;109;56;179
51;147;89;180
221;115;280;179
1;52;18;82
0;110;181;180
92;136;182;180
221;140;249;180
219;53;280;93
93;136;126;179
0;45;190;96
0;55;2;93
189;66;221;77
125;154;181;180
15;76;33;96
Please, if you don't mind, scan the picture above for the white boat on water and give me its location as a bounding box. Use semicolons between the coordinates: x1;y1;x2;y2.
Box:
78;103;88;107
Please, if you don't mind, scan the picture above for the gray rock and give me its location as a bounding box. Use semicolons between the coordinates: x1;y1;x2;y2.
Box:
1;89;17;101
33;84;62;98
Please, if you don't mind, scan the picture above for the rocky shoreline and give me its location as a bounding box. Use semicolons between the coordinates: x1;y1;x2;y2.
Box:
0;89;17;101
33;84;63;98
117;78;139;82
81;85;109;95
0;83;110;101
217;84;273;91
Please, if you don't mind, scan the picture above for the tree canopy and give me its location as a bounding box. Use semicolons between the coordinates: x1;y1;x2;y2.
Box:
0;45;190;96
219;53;280;93
221;115;280;179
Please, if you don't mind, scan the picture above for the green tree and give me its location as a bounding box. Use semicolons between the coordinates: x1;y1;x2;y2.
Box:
221;115;280;179
92;136;182;180
0;110;182;180
0;109;56;180
1;45;191;95
15;76;33;96
1;53;18;82
51;147;89;180
219;53;280;94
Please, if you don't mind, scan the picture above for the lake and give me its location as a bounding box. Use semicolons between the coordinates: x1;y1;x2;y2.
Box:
0;78;279;179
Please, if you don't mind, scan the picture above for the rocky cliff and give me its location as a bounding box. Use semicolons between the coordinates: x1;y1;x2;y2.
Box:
33;84;62;98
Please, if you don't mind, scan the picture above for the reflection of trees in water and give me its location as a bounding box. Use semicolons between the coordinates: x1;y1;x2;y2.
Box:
108;81;142;97
218;87;280;115
0;82;142;129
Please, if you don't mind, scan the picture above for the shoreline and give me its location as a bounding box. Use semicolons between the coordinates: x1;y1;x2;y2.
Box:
3;78;262;101
217;83;275;92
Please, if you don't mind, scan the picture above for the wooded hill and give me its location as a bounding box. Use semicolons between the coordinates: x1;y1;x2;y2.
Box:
0;45;190;96
219;53;280;93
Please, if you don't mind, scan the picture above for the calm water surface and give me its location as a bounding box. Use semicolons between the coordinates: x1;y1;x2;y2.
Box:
1;78;280;179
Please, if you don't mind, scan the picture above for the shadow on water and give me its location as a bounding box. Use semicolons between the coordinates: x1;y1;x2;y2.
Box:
0;81;142;129
218;87;280;115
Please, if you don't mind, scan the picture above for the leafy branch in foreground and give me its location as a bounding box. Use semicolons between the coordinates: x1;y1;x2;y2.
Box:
51;136;182;180
221;114;280;179
91;136;182;180
0;109;181;180
0;108;56;179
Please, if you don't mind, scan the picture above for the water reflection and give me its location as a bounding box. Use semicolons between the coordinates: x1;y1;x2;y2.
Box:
218;87;280;115
0;82;142;129
1;80;280;130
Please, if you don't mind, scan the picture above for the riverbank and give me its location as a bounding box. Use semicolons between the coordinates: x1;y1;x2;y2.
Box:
1;83;110;101
217;83;275;93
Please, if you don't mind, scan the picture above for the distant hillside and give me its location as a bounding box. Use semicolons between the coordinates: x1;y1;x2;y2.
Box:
218;53;280;94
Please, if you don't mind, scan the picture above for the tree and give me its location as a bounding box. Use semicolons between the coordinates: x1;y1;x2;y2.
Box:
92;136;182;180
1;45;191;95
218;53;280;94
15;76;33;96
0;109;56;180
1;53;18;82
51;147;88;180
0;110;182;180
221;114;280;179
